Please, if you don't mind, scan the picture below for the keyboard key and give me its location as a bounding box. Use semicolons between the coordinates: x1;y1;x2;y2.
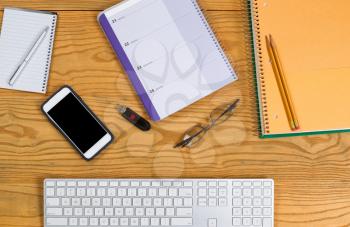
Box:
174;198;183;206
253;181;262;187
89;218;98;226
219;188;227;197
208;188;217;197
47;218;68;226
120;181;129;187
120;217;129;226
253;217;262;226
243;197;252;206
179;188;193;197
232;197;242;206
140;218;149;226
156;208;165;216
243;217;252;226
219;181;227;187
131;218;139;226
208;198;217;206
56;188;65;196
171;218;193;226
219;198;227;206
69;217;78;226
263;198;272;206
263;207;272;216
254;188;262;196
253;207;262;216
151;217;160;226
253;197;262;206
264;188;272;196
64;208;73;216
46;188;54;196
176;208;192;217
79;218;88;226
161;217;170;226
67;181;76;187
47;208;62;216
208;218;217;227
131;181;140;187
208;181;217;187
184;198;193;206
198;188;207;197
233;188;241;197
243;188;252;196
243;207;252;216
57;181;66;187
198;181;206;187
62;198;70;206
74;208;82;216
46;181;55;187
100;218;108;226
77;181;86;187
264;181;272;187
136;208;145;216
243;181;252;187
233;207;242;216
88;181;97;187
166;207;175;216
263;218;272;227
110;218;119;226
99;181;108;187
233;181;242;187
232;217;242;226
46;198;59;206
84;208;93;216
184;181;193;187
82;198;90;206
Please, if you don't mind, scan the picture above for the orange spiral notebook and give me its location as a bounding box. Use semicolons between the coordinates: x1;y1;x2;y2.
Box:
249;0;350;138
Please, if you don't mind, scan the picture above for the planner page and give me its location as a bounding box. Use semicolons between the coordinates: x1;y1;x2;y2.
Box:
103;0;237;119
0;8;56;93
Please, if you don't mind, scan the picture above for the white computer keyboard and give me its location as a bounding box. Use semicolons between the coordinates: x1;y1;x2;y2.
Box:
44;179;274;227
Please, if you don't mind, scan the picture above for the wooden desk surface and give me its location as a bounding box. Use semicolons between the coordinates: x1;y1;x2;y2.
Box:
0;1;349;227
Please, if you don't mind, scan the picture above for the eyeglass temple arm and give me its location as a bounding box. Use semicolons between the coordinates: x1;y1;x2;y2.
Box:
174;128;206;148
215;99;240;122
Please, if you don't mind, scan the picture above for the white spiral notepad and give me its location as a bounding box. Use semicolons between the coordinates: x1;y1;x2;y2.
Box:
99;0;237;121
0;8;57;93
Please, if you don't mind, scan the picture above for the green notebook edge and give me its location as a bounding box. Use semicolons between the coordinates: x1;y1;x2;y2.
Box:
246;0;350;139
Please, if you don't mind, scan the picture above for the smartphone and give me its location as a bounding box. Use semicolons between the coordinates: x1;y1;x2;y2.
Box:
42;86;114;160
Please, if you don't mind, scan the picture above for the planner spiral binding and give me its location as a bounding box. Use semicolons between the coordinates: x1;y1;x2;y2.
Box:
42;14;57;92
191;0;237;80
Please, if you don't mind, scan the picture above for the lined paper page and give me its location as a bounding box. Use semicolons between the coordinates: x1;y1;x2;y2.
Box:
0;8;56;93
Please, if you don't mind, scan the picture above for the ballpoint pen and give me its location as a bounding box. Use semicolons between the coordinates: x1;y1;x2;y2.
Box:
8;26;49;86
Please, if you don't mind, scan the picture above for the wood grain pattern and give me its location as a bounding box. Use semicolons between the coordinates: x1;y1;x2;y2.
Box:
0;0;243;11
0;1;350;227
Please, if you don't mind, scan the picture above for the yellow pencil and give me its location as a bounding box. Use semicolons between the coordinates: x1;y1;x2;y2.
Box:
265;35;299;130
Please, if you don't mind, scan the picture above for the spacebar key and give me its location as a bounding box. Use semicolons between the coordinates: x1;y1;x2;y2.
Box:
47;218;68;226
171;218;193;226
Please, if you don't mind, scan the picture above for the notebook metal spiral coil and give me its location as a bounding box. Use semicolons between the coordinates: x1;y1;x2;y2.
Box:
190;0;237;81
42;15;57;92
245;0;269;135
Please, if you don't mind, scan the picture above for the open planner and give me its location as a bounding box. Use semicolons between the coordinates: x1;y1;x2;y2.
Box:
250;0;350;138
98;0;237;121
0;8;57;93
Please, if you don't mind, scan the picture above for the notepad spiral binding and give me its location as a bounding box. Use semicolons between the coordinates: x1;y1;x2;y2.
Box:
245;0;269;135
190;0;237;80
42;15;57;92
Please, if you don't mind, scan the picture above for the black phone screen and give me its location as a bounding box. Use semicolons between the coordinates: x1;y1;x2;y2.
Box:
47;93;107;153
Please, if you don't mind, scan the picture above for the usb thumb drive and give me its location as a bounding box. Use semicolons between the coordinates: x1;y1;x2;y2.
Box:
117;105;151;131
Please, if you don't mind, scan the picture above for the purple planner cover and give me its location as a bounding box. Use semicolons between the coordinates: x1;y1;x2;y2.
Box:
98;13;161;121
